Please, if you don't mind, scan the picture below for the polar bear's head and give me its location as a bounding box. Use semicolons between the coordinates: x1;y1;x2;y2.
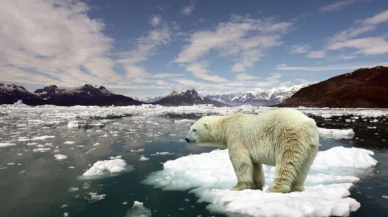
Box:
185;116;223;147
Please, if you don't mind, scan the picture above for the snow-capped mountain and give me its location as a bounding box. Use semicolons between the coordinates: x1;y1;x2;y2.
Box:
0;83;44;105
206;83;312;106
153;89;227;106
0;83;142;106
34;84;142;106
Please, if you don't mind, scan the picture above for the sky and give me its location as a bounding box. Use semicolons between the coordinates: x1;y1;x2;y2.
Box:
1;0;388;98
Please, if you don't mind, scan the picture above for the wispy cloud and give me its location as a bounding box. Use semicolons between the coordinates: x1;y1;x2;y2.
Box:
150;15;162;27
182;1;195;15
327;10;388;55
276;62;388;71
174;15;292;79
319;0;358;12
0;0;120;86
117;25;172;80
186;62;228;82
306;50;326;58
289;43;310;54
236;73;259;81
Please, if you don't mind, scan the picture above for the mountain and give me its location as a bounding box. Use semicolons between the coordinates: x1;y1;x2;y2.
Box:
34;84;142;106
206;83;311;106
0;83;45;105
277;66;388;108
153;89;227;106
0;83;142;106
138;96;164;103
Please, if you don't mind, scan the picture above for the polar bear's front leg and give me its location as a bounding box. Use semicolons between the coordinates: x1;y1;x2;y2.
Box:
253;162;265;190
228;146;255;191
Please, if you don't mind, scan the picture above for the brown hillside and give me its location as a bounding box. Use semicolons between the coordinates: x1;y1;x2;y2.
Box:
277;66;388;108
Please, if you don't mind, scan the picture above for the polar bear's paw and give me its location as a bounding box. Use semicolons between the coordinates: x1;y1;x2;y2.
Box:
268;184;291;193
231;182;257;191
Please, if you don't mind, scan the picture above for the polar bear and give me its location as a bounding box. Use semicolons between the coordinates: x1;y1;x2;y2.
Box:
185;108;319;193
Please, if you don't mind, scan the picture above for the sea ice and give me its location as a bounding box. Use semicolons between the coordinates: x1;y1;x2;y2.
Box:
0;142;16;147
131;149;144;153
139;156;150;161
54;154;68;160
88;192;106;202
81;158;134;179
151;152;174;156
67;121;79;128
144;146;377;217
318;128;355;139
124;201;151;217
32;148;51;152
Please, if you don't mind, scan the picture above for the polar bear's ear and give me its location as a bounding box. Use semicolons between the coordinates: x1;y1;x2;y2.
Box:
204;122;210;130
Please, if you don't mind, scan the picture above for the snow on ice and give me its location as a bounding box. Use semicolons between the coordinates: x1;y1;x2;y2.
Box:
144;146;377;217
81;157;134;179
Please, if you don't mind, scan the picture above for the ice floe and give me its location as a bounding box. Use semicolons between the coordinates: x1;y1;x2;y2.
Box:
318;128;355;140
124;201;151;217
54;154;68;160
81;157;134;179
0;142;16;147
144;146;377;217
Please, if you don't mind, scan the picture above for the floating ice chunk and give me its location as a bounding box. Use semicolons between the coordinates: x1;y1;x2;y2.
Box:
124;201;151;217
54;154;68;160
151;152;174;156
93;143;100;146
61;204;68;208
318;128;355;139
144;146;377;217
139;156;150;161
88;192;106;201
122;201;128;205
109;156;122;160
81;158;133;179
64;141;75;145
0;142;16;147
68;187;78;192
32;148;51;152
67;121;79;128
68;166;75;169
19;136;55;142
174;119;196;124
63;212;69;217
131;149;144;153
7;163;15;165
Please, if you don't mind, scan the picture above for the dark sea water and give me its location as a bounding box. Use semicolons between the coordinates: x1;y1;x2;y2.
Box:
0;109;387;217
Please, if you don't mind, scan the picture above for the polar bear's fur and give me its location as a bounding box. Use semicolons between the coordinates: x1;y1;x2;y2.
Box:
185;108;319;193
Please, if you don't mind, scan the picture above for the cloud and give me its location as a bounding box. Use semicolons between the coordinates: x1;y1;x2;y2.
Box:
182;1;195;15
275;62;388;71
289;44;310;54
117;26;172;80
0;0;121;86
319;0;357;12
185;62;228;82
174;15;292;74
326;10;388;56
236;73;258;81
150;15;162;27
307;50;326;58
328;37;388;55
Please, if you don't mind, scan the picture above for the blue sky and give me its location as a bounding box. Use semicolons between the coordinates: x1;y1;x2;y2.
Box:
1;0;388;98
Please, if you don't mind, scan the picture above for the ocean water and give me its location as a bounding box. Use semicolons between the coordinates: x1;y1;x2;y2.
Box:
0;106;387;217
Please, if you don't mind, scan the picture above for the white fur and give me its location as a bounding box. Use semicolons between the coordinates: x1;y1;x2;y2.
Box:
186;108;319;193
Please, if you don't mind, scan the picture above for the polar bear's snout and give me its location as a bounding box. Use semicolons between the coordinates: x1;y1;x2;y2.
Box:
185;138;196;143
185;130;197;143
